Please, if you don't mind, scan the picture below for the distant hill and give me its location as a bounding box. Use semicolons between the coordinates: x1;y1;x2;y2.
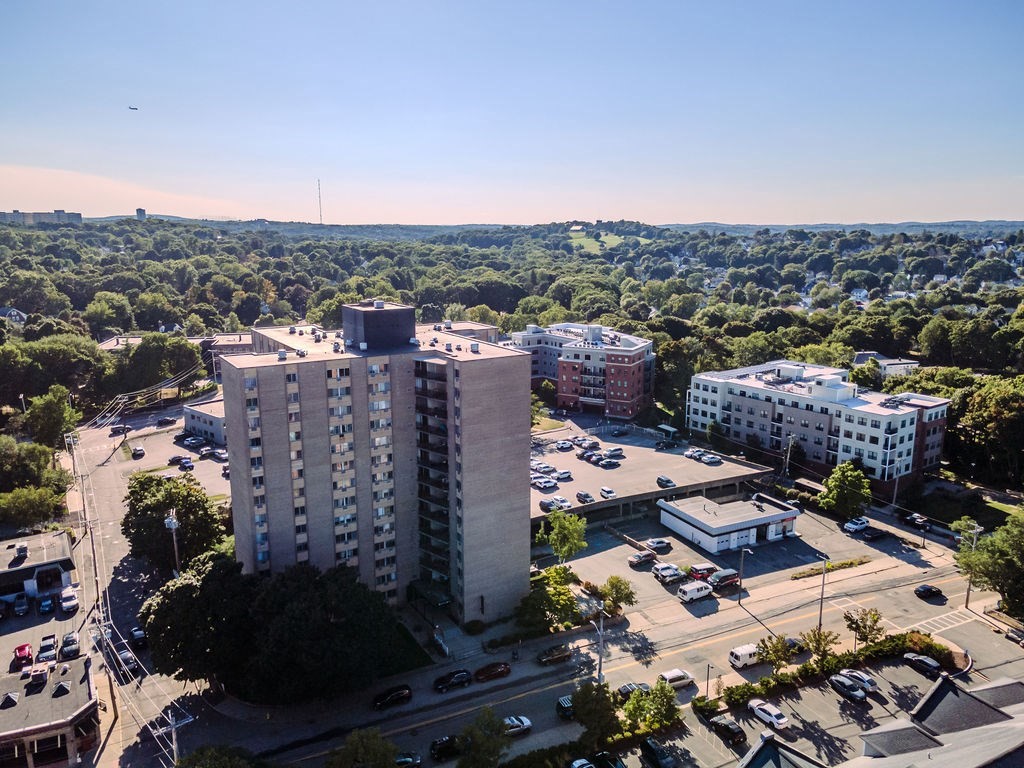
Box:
661;220;1024;238
83;215;496;241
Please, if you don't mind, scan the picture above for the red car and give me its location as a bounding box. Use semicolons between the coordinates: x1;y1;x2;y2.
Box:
13;643;33;668
474;662;512;682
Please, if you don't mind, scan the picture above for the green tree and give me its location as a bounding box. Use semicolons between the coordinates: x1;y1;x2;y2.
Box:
850;358;883;390
955;510;1024;615
799;627;841;671
572;681;620;752
26;384;82;448
457;707;509;768
755;634;794;675
121;474;225;573
326;728;399;768
817;462;871;521
176;746;271;768
535;508;587;564
601;575;637;614
0;486;64;527
530;392;545;426
843;607;886;650
643;678;683;729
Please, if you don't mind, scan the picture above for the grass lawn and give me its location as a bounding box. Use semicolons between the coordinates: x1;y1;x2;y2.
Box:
921;491;1016;531
601;234;624;249
378;622;433;676
569;231;602;253
533;417;563;432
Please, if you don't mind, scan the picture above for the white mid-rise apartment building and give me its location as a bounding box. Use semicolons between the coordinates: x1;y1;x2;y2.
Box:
686;360;949;492
221;300;532;623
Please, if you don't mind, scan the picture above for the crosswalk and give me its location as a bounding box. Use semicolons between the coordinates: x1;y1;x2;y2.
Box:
901;608;978;635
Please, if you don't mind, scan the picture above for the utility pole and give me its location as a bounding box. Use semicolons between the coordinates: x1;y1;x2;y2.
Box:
783;434;795;478
164;511;181;575
317;178;323;225
965;525;984;609
817;554;830;631
737;547;753;606
590;610;609;684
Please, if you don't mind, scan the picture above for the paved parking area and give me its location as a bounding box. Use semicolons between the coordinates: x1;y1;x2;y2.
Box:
122;427;231;499
529;429;767;519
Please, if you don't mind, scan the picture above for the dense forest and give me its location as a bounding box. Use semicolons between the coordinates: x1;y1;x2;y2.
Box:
2;217;1024;487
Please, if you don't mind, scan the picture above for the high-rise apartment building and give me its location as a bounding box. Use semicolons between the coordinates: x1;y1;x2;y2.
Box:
508;323;655;418
221;301;532;623
686;360;949;492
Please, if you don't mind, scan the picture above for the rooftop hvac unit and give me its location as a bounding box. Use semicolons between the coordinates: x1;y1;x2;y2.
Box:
445;343;452;351
297;349;307;357
470;343;480;353
444;320;452;329
314;333;321;342
277;350;287;360
434;325;442;331
333;342;341;352
359;342;367;351
288;326;296;334
374;300;385;309
335;331;342;338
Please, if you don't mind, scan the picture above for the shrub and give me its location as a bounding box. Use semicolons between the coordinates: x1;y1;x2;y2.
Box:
463;620;486;636
722;681;762;707
581;580;605;598
690;695;720;719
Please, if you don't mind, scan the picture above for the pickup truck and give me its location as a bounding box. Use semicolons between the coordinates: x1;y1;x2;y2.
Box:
37;634;58;663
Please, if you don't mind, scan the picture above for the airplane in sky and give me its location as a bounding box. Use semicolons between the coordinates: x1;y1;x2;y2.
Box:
128;105;138;110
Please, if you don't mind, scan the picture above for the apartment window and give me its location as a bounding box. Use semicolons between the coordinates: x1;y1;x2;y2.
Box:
295;524;307;534
870;420;881;429
857;417;867;426
842;445;852;454
296;543;308;553
249;437;261;448
286;373;298;384
869;435;879;445
246;397;258;410
288;392;300;404
243;376;257;389
294;505;306;517
248;416;261;430
820;407;829;415
292;468;304;479
250;457;262;468
856;433;865;442
867;451;877;460
800;419;809;428
845;415;854;423
289;430;301;442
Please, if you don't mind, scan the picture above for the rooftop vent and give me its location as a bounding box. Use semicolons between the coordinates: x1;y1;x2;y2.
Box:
288;326;296;334
359;342;367;351
455;345;462;351
434;325;442;331
445;343;452;352
444;320;452;329
333;342;341;353
335;331;342;338
296;349;307;357
470;343;480;353
374;300;385;309
277;350;287;361
0;692;18;709
313;333;321;342
298;329;304;336
52;681;71;697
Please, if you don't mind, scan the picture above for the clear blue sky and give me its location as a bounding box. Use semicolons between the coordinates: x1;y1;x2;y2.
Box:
2;1;1021;224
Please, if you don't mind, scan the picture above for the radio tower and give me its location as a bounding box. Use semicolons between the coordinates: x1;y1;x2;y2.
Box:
317;179;323;225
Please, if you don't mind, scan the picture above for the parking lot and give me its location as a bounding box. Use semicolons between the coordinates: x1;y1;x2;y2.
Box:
529;428;768;519
121;424;231;500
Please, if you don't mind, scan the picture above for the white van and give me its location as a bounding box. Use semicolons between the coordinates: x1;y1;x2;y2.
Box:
728;643;760;668
657;668;695;689
677;581;713;603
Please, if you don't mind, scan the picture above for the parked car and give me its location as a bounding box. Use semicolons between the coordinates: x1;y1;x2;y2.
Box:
557;695;575;720
128;627;147;650
1006;628;1024;645
532;478;557;490
168;455;188;465
109;424;133;436
700;453;723;465
212;449;229;461
590;752;626;768
60;631;80;660
576;491;595;504
638;736;678;768
539;499;558;512
536;644;572;665
569;761;594;768
429;736;462;762
843;517;870;533
861;526;888;541
198;446;214;459
156;416;178;426
610;428;628;437
829;674;867;701
38;596;55;615
60;587;79;613
576;450;594;460
599;459;620;469
684;448;704;459
599;487;616;499
652;563;685;584
915;584;944;600
839;668;878;692
172;431;190;442
902;512;931;531
688;563;718;581
394;752;422;767
372;684;413;710
656;475;675;488
629;550;657;567
588;453;605;464
657;668;695;689
709;715;747;745
37;634;58;663
555;440;574;450
551;496;571;510
555;470;573;481
748;698;789;728
473;661;511;682
221;466;230;478
503;715;532;737
116;645;139;673
535;463;555;474
131;446;146;459
603;447;624;458
784;637;806;654
13;593;29;616
179;459;194;471
644;538;671;552
904;652;942;677
433;669;472;693
13;643;33;668
183;436;206;449
616;682;651;702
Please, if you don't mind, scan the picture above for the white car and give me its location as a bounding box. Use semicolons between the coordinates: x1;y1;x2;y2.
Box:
748;698;789;729
599;487;616;499
700;453;722;465
843;517;870;533
532;478;557;490
644;538;670;552
503;715;532;737
555;470;573;481
555;440;574;450
535;463;556;474
59;587;79;613
839;668;879;693
551;496;572;510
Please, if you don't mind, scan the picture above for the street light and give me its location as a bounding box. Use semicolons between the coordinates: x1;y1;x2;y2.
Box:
164;510;181;575
18;393;26;413
590;610;609;685
817;554;830;631
964;524;984;609
705;662;714;698
737;547;754;605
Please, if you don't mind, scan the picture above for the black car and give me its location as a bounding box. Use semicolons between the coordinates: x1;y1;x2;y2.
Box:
610;428;628;437
576;491;596;504
429;735;462;762
784;637;806;654
433;669;471;693
372;684;412;710
539;499;558;512
638;737;677;768
915;584;944;600
536;644;572;665
828;674;867;702
656;475;675;488
591;753;626;768
904;652;942;678
860;526;888;541
129;627;148;650
109;424;133;436
709;715;747;745
157;416;178;426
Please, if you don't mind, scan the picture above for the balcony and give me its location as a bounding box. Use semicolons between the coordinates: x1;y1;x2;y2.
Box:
884;426;898;435
771;415;783;424
415;399;448;418
417;423;448;438
416;437;448;454
416;455;448;471
418;488;449;506
417;471;449;490
415;368;447;384
418;505;449;524
414;385;447;401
